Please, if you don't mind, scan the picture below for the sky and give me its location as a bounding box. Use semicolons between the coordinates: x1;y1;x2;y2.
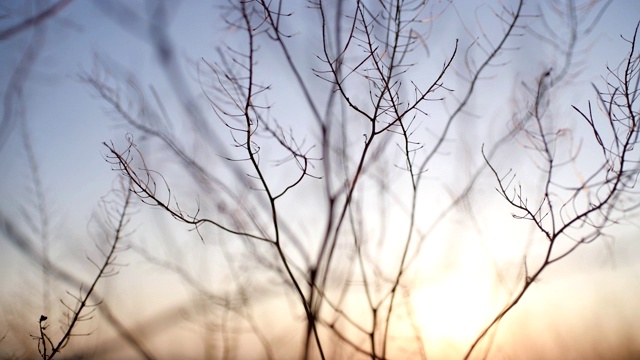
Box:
1;0;640;359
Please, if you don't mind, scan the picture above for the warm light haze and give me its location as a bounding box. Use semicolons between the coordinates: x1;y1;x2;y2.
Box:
1;1;639;359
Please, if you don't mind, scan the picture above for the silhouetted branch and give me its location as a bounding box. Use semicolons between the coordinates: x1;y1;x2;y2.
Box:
467;20;640;359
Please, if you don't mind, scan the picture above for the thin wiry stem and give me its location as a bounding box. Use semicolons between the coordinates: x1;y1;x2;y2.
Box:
466;20;640;360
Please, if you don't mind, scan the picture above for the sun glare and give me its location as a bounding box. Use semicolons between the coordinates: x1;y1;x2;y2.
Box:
412;250;500;356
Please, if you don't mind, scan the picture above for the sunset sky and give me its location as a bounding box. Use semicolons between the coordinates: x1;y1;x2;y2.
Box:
1;1;639;359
